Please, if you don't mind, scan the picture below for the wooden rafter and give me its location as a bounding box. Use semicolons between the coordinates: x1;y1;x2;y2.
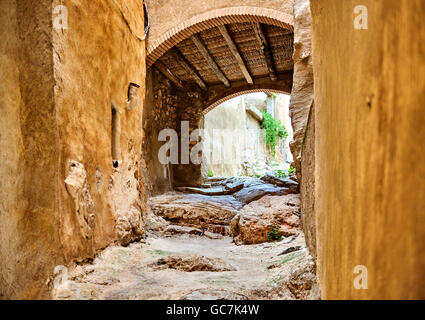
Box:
191;34;231;87
252;23;277;81
170;48;207;90
154;60;184;89
218;25;253;85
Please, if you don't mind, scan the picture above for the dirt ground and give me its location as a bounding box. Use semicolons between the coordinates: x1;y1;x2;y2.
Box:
52;232;319;300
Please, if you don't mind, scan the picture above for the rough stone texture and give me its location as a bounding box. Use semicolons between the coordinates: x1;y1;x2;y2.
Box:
263;246;320;300
300;104;316;257
142;69;205;193
0;0;66;300
231;195;301;245
260;174;300;192
51;232;319;300
149;192;241;234
233;183;295;205
287;0;316;260
164;225;204;236
311;0;425;299
289;0;313;179
175;181;245;196
64;160;96;240
163;225;224;240
148;254;236;272
0;0;146;299
141;69;178;196
54;0;147;265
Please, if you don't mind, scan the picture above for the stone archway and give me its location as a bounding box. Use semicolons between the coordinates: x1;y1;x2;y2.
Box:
142;3;295;191
202;79;292;116
146;6;294;67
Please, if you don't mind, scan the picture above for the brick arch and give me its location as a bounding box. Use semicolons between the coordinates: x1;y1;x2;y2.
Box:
147;6;294;67
203;86;291;116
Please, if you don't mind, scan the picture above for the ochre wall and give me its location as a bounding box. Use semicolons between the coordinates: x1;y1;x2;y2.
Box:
53;0;146;261
0;0;64;300
311;0;425;299
0;0;146;299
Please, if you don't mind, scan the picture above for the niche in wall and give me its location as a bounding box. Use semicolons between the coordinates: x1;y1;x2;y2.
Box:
111;102;121;168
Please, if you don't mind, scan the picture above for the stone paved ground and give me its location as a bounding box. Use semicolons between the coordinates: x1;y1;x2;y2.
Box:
52;231;319;300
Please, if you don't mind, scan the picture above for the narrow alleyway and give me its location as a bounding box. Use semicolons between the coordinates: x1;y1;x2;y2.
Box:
53;233;317;300
53;177;319;300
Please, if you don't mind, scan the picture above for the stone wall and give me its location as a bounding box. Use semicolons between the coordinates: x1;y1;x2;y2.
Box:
289;0;316;258
142;68;205;191
142;69;177;196
0;0;146;299
300;104;315;257
311;0;425;299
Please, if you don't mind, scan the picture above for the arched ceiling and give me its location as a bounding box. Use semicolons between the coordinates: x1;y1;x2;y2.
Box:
151;22;294;92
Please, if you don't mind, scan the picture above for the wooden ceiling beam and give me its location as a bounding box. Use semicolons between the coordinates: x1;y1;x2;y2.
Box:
191;34;231;87
154;60;184;89
252;23;277;81
218;25;253;85
170;48;207;90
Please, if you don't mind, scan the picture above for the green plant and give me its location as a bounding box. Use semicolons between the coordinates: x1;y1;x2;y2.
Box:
274;170;287;178
207;170;214;177
260;111;288;156
267;225;283;242
288;166;296;174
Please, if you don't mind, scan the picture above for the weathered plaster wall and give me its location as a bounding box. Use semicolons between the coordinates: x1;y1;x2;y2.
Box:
0;0;65;300
0;0;146;299
0;0;23;299
203;97;247;177
202;95;268;177
54;0;146;258
311;0;425;299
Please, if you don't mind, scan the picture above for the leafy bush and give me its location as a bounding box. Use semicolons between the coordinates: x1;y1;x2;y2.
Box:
274;170;287;178
260;111;288;156
288;166;296;174
207;170;214;177
267;225;283;242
